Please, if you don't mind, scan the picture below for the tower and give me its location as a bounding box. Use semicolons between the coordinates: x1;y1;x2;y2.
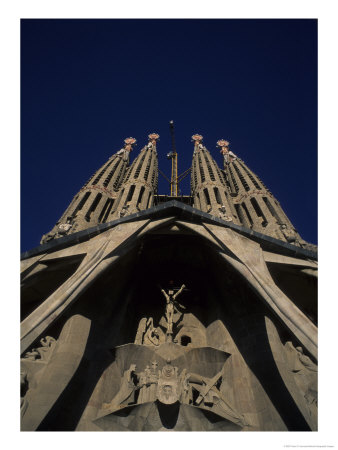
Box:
111;133;159;219
40;137;136;243
21;130;317;432
191;134;240;223
218;140;305;246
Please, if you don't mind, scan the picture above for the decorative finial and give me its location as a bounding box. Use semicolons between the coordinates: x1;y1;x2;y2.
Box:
148;133;160;144
124;137;137;152
191;134;203;144
217;139;230;155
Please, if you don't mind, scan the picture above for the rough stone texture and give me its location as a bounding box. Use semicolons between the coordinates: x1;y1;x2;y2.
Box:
22;135;317;431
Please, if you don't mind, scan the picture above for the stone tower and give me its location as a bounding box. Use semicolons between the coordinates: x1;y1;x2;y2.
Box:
190;134;240;223
111;133;159;219
21;131;317;432
217;139;304;246
40;137;137;243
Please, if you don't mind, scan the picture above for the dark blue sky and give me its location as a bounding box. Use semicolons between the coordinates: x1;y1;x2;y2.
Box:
21;19;317;252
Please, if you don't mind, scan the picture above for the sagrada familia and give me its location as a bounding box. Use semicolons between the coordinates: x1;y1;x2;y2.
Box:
20;132;317;431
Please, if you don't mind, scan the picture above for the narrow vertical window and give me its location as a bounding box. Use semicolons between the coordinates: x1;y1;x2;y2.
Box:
137;186;145;208
204;188;211;206
98;198;115;223
85;193;102;222
102;199;115;223
71;192;91;217
213;187;222;205
250;198;268;226
126;185;135;203
263;197;283;223
241;202;253;227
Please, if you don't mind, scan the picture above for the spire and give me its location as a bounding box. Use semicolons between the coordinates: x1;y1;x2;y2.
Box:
217;139;303;244
190;135;240;224
40;137;136;243
111;133;159;219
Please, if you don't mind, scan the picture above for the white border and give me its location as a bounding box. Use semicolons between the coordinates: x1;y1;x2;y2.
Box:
1;1;336;449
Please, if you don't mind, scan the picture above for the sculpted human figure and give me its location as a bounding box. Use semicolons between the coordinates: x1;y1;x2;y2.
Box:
183;370;247;427
138;365;151;403
295;346;317;372
102;364;138;411
37;336;56;360
143;318;160;346
180;369;193;404
284;341;318;422
157;359;180;404
23;336;56;361
23;348;40;361
134;317;148;344
148;361;159;401
159;284;186;335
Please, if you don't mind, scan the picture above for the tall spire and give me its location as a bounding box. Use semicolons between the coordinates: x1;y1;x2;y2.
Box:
111;133;159;219
40;137;136;243
217;139;303;244
190;135;240;224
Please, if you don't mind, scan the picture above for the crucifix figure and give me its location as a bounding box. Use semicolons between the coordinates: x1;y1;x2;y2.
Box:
159;283;186;336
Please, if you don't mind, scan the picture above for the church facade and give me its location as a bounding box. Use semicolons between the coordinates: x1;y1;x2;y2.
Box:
21;133;317;431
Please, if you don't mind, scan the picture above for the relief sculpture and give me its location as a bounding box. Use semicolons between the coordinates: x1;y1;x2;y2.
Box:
96;283;248;430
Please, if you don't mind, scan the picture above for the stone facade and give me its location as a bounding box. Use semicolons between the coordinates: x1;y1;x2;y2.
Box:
21;133;317;431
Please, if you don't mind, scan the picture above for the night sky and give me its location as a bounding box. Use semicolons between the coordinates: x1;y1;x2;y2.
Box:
21;19;317;252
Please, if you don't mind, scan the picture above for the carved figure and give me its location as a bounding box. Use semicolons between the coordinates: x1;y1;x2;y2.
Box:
57;222;72;235
183;370;247;426
134;317;148;344
23;336;56;361
284;341;318;420
23;348;40;361
102;364;138;410
159;284;186;335
218;205;233;222
143;318;160;346
295;346;317;372
148;361;159;401
119;205;129;218
138;365;151;403
157;359;180;404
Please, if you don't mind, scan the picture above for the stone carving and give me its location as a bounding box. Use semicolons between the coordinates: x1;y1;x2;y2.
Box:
217;140;237;163
218;205;233;222
99;357;246;427
41;219;73;243
159;284;186;336
157;359;181;404
134;317;165;346
185;370;246;426
284;341;318;418
119;204;129;218
280;224;300;245
57;222;73;235
102;364;138;411
143;318;160;346
134;284;187;346
23;336;56;362
134;318;148;344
